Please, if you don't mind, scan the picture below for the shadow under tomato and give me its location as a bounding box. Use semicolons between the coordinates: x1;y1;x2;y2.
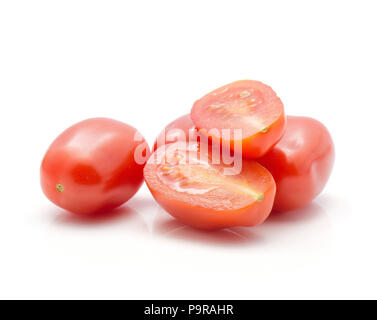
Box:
151;200;331;246
266;202;324;225
153;211;263;246
49;194;331;245
127;196;160;212
53;204;137;226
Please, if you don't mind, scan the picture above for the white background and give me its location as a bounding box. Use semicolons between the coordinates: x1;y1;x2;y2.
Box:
0;0;376;299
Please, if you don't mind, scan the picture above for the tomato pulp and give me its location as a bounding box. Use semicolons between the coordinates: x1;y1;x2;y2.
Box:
144;142;276;229
258;116;335;212
190;80;286;158
41;118;150;214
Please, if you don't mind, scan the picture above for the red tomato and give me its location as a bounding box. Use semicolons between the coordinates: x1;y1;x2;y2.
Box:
153;114;197;151
258;116;335;212
190;80;286;158
144;142;276;230
41;118;150;214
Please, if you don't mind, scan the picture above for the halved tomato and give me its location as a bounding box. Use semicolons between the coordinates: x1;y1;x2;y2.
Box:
144;142;276;230
190;80;286;158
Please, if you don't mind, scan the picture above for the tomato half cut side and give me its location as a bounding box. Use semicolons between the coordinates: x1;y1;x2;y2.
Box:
190;80;286;158
144;142;276;230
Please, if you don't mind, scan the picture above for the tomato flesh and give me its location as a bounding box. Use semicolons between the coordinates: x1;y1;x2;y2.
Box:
144;142;276;229
40;118;149;214
258;116;335;212
190;80;286;158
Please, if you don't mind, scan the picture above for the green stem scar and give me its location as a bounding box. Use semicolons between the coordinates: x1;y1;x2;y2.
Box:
56;184;64;193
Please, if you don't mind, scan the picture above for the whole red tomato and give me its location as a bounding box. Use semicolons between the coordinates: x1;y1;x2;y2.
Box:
40;118;149;214
258;116;335;212
153;114;197;151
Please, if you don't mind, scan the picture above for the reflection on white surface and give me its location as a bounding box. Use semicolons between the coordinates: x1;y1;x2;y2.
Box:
150;200;332;252
42;188;334;260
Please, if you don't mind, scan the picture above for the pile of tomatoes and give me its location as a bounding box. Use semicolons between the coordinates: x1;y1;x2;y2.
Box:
41;80;334;230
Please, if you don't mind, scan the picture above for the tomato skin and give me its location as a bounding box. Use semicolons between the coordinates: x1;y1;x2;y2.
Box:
190;80;286;159
146;180;276;230
258;116;335;212
153;114;197;151
144;143;276;230
41;118;149;215
153;114;227;156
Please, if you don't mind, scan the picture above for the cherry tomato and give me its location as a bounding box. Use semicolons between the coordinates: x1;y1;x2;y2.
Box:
258;116;335;212
144;142;276;230
190;80;286;158
153;114;197;151
41;118;150;214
